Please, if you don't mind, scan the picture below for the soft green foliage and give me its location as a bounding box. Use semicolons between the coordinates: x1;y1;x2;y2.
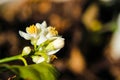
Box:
0;62;59;80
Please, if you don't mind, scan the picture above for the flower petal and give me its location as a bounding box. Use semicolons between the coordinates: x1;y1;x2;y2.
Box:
36;35;47;45
41;21;47;28
47;49;60;55
19;31;32;40
46;33;54;39
36;21;48;36
41;22;48;35
36;21;47;29
36;23;41;30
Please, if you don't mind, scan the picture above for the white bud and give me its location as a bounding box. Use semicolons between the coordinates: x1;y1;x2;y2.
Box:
22;46;31;56
52;37;65;49
45;37;64;52
32;56;45;64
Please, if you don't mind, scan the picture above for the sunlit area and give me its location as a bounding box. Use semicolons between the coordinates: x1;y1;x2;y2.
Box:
0;0;120;80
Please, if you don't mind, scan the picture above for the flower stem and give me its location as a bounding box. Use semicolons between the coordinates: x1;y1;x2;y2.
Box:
19;57;28;66
0;55;28;66
0;55;20;63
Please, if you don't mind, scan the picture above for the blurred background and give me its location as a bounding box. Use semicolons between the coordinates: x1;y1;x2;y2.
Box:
0;0;120;80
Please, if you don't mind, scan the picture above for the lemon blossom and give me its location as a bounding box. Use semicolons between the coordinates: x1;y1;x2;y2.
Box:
19;21;47;45
0;21;65;66
19;21;59;46
19;21;65;64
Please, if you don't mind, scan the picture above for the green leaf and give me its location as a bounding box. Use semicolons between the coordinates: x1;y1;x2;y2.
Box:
0;62;59;80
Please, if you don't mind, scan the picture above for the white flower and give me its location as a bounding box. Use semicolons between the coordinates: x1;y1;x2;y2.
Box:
19;21;60;46
22;46;31;56
19;25;39;40
19;21;65;64
19;21;47;45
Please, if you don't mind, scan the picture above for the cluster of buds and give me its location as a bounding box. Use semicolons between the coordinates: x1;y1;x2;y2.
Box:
19;21;64;64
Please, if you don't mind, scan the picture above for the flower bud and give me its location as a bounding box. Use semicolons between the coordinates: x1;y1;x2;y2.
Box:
32;56;45;64
22;46;31;56
52;37;65;49
45;37;64;52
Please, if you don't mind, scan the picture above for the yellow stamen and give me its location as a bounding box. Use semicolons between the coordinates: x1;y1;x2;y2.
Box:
50;55;57;61
48;26;58;36
26;25;38;34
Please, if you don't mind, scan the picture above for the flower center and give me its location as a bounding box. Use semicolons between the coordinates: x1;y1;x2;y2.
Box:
47;27;58;36
26;25;38;34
